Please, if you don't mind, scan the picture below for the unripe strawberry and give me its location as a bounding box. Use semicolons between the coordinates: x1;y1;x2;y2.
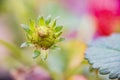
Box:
21;15;64;59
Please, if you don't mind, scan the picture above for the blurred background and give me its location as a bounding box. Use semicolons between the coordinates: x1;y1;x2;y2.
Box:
0;0;120;80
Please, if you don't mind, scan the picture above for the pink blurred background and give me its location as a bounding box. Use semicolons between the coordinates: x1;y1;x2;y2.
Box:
0;0;120;80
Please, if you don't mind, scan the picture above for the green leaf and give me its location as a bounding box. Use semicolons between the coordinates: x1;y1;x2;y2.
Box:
38;16;45;26
85;34;120;79
55;32;62;37
33;50;41;59
58;37;65;42
45;15;51;25
50;45;59;50
26;34;32;40
21;24;30;33
20;42;32;48
29;19;35;31
50;19;56;28
55;26;63;32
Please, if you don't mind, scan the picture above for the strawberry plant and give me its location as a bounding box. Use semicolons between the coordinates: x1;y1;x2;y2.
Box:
21;15;64;60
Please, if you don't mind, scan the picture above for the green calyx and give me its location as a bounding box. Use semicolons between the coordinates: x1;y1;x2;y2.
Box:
21;15;64;59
